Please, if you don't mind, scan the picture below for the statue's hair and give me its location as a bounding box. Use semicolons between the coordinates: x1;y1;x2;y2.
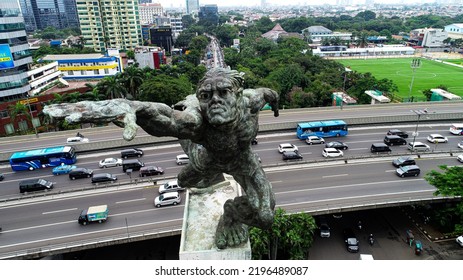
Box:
198;68;245;93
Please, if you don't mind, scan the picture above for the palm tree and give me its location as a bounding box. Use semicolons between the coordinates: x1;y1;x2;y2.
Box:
97;75;127;99
121;66;144;100
77;36;86;50
8;102;31;134
356;32;368;48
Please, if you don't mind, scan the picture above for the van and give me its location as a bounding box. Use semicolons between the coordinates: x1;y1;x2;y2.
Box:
176;154;189;165
122;159;145;172
120;148;143;159
69;168;94;180
384;135;407;146
19;179;54;194
370;143;391;154
407;142;430;152
154;191;181;207
396;165;420;177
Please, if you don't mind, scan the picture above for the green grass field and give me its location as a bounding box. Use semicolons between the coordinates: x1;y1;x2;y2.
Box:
338;58;463;99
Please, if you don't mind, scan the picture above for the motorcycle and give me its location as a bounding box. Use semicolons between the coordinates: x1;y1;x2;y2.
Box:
358;221;362;230
76;132;84;138
368;234;374;245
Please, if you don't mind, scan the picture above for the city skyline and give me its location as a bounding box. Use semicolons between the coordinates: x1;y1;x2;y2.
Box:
156;0;437;8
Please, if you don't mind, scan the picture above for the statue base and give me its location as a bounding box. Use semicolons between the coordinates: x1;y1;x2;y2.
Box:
179;174;251;260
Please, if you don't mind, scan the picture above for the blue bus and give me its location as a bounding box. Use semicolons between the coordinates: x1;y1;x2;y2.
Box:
9;146;77;171
296;120;348;140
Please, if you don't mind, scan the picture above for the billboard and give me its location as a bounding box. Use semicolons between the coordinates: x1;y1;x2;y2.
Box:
0;44;14;70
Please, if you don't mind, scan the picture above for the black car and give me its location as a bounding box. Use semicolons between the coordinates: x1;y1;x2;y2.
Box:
282;151;303;161
387;129;409;138
120;148;144;159
91;173;117;183
68;168;94;180
251;138;258;145
392;156;416;167
343;228;359;253
139;166;164;177
325;141;348;150
0;173;4;181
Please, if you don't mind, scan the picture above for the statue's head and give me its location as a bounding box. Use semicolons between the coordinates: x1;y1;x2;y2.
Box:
196;68;245;126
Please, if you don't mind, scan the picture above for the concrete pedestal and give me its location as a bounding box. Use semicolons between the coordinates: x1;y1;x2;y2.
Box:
179;174;251;260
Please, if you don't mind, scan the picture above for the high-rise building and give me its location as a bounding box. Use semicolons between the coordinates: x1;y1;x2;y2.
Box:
0;0;33;102
76;0;142;52
139;3;163;25
198;5;218;26
186;0;199;14
18;0;80;32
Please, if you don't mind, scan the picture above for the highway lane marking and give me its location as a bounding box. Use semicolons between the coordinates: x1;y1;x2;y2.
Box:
42;208;78;215
270;180;282;184
116;198;146;204
274;178;425;195
0;218;183;249
277;189;435;207
322;174;348;178
385;170;397;173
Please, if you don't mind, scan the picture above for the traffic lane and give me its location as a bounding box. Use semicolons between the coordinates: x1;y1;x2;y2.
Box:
0;187;185;250
267;156;457;194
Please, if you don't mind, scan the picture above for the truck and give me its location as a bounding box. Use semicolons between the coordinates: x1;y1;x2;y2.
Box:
78;205;109;225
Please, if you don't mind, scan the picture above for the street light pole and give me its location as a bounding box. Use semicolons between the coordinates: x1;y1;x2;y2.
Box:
411;109;428;149
408;58;421;102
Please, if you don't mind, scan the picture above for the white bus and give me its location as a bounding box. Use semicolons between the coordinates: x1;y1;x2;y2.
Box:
449;123;463;135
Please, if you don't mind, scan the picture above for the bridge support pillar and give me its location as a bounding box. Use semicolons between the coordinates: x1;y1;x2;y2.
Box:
179;174;251;260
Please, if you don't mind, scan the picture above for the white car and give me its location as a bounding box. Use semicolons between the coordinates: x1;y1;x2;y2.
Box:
322;148;343;158
457;236;463;247
305;136;325;145
66;136;89;143
426;134;448;143
278;143;298;153
99;158;122;168
458;141;463;149
458;154;463;163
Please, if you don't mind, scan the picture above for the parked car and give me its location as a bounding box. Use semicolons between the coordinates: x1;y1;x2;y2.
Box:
343;228;359;253
159;180;185;194
396;165;421;177
282;151;303;161
426;134;448;143
305;136;325;145
392;156;416;167
322;148;343;158
325;141;348;150
99;158;122;168
278;143;298;153
387;129;408;138
457;154;463;163
66;136;89;143
154;191;181;207
139;166;164;177
458;141;463;149
69;168;94;180
318;216;330;238
91;173;117;183
407;142;430;152
120;148;143;159
52;164;77;175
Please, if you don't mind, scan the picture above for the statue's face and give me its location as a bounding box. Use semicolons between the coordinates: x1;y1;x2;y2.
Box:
197;77;238;125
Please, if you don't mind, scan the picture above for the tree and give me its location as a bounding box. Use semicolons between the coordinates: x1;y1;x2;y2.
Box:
138;74;193;105
215;25;239;47
77;36;86;50
425;165;463;233
120;66;144;100
182;15;196;29
8;102;31;134
96;75;127;99
249;208;317;260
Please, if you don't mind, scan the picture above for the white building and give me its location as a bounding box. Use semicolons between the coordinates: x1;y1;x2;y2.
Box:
313;45;415;58
444;23;463;40
139;3;164;25
27;62;62;95
421;29;448;47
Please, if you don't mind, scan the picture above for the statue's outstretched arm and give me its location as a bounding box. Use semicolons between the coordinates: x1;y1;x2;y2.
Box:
244;88;279;117
43;99;188;141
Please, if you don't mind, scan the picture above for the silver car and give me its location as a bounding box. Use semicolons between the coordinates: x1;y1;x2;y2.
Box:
154;192;181;208
305;136;325;145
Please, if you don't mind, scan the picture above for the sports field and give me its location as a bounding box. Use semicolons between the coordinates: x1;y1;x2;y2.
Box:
338;58;463;99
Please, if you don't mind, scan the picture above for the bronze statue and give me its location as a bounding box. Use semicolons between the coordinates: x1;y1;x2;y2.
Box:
43;67;279;249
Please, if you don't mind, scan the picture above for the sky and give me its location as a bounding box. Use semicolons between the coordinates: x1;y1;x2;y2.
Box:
156;0;427;9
